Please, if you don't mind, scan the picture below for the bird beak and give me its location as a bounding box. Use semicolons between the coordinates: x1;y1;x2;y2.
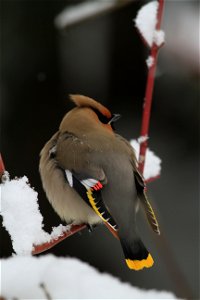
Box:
108;114;121;124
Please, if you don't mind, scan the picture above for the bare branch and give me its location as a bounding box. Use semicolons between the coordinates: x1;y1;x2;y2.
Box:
40;283;52;300
137;0;165;174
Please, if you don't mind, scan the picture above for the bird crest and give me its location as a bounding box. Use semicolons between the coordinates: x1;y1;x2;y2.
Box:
70;94;112;119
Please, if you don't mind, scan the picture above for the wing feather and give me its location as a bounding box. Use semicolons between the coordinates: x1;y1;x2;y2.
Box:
134;171;160;235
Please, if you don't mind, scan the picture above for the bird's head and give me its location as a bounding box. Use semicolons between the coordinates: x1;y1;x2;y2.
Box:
59;95;121;134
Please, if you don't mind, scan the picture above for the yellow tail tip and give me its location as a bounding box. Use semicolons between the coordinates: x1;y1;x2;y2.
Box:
126;254;154;270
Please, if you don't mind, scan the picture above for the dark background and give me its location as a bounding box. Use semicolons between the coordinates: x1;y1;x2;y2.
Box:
1;0;199;299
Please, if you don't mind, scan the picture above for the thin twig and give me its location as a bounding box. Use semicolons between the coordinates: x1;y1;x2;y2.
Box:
40;283;52;300
138;0;165;174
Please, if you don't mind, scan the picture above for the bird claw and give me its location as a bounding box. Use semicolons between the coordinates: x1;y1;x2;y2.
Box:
87;224;96;233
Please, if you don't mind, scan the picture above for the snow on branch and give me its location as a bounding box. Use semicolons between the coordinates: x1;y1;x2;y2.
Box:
135;0;165;175
0;254;177;299
131;139;161;181
146;55;154;68
135;1;165;48
0;175;74;255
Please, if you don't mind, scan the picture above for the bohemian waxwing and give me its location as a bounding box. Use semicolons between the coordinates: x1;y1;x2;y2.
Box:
39;94;160;271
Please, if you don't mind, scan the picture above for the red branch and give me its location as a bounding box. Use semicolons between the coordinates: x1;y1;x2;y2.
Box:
32;224;87;255
145;174;160;184
0;153;5;178
32;223;119;255
138;0;165;175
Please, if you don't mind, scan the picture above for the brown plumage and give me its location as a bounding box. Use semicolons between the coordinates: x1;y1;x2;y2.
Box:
39;94;160;270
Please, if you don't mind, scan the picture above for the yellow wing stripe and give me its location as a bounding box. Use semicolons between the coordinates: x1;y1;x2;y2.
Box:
86;189;108;223
126;253;154;271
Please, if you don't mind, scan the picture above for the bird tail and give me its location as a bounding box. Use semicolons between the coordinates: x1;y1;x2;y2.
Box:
120;236;154;271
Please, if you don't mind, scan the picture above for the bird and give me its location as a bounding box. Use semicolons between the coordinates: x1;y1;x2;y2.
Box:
39;94;160;271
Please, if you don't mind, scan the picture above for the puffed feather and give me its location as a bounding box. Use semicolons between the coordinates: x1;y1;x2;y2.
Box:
39;132;103;225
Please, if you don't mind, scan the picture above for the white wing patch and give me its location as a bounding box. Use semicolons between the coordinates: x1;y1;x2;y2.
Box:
81;178;99;190
65;170;73;187
64;170;99;190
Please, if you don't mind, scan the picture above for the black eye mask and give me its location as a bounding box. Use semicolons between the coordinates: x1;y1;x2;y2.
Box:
92;108;110;124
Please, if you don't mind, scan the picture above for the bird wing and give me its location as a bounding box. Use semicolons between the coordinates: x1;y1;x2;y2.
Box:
115;134;160;235
65;169;118;235
53;131;119;236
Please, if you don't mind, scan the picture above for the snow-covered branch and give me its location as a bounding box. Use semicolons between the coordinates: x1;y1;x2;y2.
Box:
131;139;161;181
0;175;86;255
135;0;165;49
134;0;165;175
